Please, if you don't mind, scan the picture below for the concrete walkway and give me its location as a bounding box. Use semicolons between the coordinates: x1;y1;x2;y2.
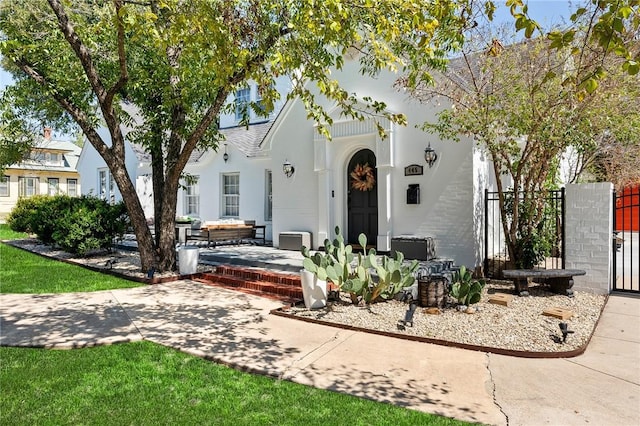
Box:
1;278;638;425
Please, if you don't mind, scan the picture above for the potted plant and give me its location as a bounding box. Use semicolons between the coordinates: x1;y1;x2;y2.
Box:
449;265;486;312
300;246;331;309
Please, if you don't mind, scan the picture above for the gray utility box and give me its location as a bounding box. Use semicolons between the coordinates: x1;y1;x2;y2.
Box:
391;236;436;260
279;231;312;251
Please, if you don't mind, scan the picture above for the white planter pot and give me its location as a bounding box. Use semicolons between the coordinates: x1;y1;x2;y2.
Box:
178;246;199;275
300;269;327;309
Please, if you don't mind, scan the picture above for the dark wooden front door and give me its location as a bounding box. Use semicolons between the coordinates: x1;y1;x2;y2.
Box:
347;149;378;246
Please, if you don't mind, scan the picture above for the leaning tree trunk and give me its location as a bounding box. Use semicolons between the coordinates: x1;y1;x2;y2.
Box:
109;158;158;273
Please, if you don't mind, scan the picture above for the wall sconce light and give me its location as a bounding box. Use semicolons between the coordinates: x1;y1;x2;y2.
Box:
283;159;295;178
223;144;229;163
424;142;438;168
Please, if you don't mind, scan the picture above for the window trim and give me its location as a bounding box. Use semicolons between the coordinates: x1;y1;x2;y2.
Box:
234;87;251;121
221;173;240;218
47;178;60;196
183;176;200;217
18;176;39;197
67;178;78;197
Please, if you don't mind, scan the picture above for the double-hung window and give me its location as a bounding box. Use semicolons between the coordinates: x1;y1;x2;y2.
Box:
18;177;39;197
235;87;251;121
47;178;60;195
0;176;9;197
184;177;200;216
99;169;108;200
99;168;116;203
222;173;240;217
67;179;78;197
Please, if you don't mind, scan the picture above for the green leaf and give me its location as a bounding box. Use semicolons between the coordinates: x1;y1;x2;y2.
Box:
584;77;598;94
326;264;339;282
358;233;367;249
303;257;318;273
468;292;481;305
317;267;328;281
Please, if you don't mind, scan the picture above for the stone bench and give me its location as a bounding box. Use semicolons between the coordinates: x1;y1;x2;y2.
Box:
502;269;586;297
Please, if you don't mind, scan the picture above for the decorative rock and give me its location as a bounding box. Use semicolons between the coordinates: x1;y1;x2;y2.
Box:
488;293;513;306
424;307;441;315
543;307;574;320
465;307;476;314
457;305;468;312
263;281;606;353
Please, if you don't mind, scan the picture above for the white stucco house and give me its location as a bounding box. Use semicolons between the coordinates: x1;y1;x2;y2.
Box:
77;58;494;269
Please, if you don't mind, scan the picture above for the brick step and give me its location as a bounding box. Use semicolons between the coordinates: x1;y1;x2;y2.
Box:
197;265;303;302
211;265;302;286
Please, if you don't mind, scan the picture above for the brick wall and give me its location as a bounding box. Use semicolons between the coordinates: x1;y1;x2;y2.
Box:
565;183;614;294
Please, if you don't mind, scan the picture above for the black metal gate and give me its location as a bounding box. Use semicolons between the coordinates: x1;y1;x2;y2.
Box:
484;189;565;278
613;186;640;293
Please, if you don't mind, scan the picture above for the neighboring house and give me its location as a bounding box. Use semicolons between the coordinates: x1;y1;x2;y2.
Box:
0;128;81;220
78;63;493;269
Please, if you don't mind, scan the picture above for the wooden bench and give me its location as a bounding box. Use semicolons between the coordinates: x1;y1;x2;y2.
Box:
187;220;265;247
502;269;586;297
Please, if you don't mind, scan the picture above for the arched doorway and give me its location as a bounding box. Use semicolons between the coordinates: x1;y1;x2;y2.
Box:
347;149;378;247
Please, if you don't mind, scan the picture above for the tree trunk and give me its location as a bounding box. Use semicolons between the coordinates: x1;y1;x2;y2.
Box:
109;158;158;272
156;180;180;271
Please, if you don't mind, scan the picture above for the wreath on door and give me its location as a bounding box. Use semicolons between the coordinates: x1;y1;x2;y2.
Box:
350;163;376;191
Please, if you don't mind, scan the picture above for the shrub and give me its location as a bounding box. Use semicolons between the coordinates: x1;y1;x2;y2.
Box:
31;195;76;244
53;196;129;255
6;195;50;234
7;195;129;255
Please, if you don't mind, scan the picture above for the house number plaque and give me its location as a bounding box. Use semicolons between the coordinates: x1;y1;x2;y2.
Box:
404;164;424;176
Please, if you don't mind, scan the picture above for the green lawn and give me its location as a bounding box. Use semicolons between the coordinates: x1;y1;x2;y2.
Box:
0;242;144;293
0;342;468;426
0;224;143;293
0;223;28;240
0;224;471;425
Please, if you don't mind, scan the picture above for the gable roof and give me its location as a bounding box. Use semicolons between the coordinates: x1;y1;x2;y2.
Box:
7;138;82;172
113;117;278;166
219;120;275;158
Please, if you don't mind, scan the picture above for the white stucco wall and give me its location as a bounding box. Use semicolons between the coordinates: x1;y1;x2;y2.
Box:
177;146;274;241
267;58;486;268
565;182;614;294
76;126;140;203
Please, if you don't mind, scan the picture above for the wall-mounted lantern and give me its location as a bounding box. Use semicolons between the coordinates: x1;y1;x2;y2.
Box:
424;142;438;168
283;159;295;178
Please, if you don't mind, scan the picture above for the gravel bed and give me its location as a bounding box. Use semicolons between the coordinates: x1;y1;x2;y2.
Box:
286;281;606;353
6;239;210;280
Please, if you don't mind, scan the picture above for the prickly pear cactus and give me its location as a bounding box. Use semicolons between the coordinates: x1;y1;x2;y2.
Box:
450;265;485;306
302;226;418;305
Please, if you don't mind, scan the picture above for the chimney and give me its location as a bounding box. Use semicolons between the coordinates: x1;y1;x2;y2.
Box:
43;127;52;140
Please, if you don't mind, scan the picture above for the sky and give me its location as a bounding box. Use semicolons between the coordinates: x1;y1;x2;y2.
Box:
0;0;578;138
